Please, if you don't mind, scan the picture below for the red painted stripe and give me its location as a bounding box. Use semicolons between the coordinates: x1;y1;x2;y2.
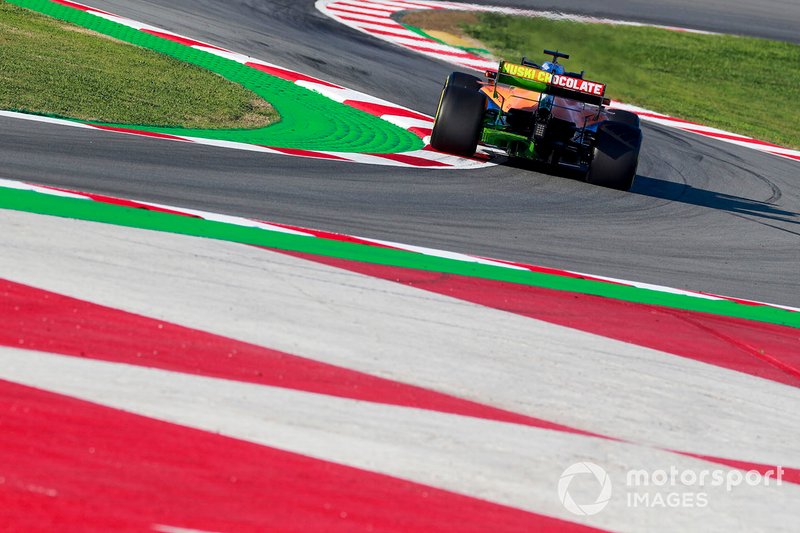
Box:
90;125;190;141
277;252;800;480
50;0;112;15
633;110;698;125
695;292;770;308
140;29;229;52
327;5;395;18
245;62;344;89
343;100;430;121
683;128;783;148
0;279;597;437
35;186;202;218
0;380;595;533
360;27;433;41
679;452;800;485
334;14;406;29
282;254;800;388
407;44;482;59
408;126;433;138
258;225;404;250
422;144;492;162
333;1;396;13
268;147;349;160
371;152;451;167
475;256;629;285
767;150;800;161
364;0;444;9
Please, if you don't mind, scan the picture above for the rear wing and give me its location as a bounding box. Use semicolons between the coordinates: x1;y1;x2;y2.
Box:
494;61;609;106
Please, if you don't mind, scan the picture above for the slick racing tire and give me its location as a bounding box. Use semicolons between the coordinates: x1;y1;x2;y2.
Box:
430;84;486;157
447;71;482;91
586;121;642;191
605;108;640;128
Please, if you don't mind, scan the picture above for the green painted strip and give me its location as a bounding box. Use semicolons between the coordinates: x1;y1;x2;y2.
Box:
400;23;448;44
2;187;797;329
400;22;490;55
7;0;423;154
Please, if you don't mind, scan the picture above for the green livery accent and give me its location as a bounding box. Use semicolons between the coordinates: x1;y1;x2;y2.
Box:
5;0;423;154
497;61;551;93
496;73;548;92
1;186;798;329
481;129;536;158
496;60;550;92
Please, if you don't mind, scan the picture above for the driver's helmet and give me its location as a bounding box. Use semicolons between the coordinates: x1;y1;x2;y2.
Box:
541;61;565;75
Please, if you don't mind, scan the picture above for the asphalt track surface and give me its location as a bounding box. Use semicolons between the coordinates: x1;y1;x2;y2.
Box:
1;0;798;305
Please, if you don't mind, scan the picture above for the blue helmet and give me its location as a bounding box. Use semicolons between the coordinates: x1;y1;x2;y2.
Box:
541;61;565;75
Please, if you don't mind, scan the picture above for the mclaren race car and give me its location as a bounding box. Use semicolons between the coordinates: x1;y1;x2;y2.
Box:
430;50;643;190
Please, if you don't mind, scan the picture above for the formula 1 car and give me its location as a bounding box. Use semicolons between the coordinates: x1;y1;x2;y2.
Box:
430;50;642;190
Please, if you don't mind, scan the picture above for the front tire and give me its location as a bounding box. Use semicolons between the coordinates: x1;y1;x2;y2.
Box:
586;121;642;191
430;84;486;156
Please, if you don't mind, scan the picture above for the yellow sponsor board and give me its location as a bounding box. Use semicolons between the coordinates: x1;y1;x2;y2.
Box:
500;62;553;83
500;61;607;97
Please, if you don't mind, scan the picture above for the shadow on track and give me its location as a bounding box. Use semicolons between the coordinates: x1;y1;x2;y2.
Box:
501;157;799;230
632;175;800;229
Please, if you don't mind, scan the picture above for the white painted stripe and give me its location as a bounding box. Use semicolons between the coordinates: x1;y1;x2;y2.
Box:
3;347;797;531
190;44;236;56
701;297;800;313
362;237;529;269
192;48;257;65
577;273;723;300
328;2;396;15
87;11;153;30
58;0;111;16
293;82;430;119
378;116;434;130
363;32;446;47
360;0;446;10
0;178;89;200
0;110;93;129
1;210;797;468
393;38;484;55
327;9;403;24
334;18;426;36
152;525;223;533
130;202;317;236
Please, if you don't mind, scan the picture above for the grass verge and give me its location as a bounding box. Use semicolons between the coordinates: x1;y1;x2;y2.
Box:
0;0;278;129
403;11;800;150
4;0;422;152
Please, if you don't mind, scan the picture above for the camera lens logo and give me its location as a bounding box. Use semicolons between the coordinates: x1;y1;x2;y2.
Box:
558;462;613;516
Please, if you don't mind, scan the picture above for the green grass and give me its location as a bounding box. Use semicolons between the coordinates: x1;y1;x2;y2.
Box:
0;1;278;129
461;13;800;149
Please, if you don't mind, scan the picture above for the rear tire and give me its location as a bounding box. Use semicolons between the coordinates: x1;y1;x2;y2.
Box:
430;84;486;156
605;108;640;128
586;121;642;191
447;72;482;91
